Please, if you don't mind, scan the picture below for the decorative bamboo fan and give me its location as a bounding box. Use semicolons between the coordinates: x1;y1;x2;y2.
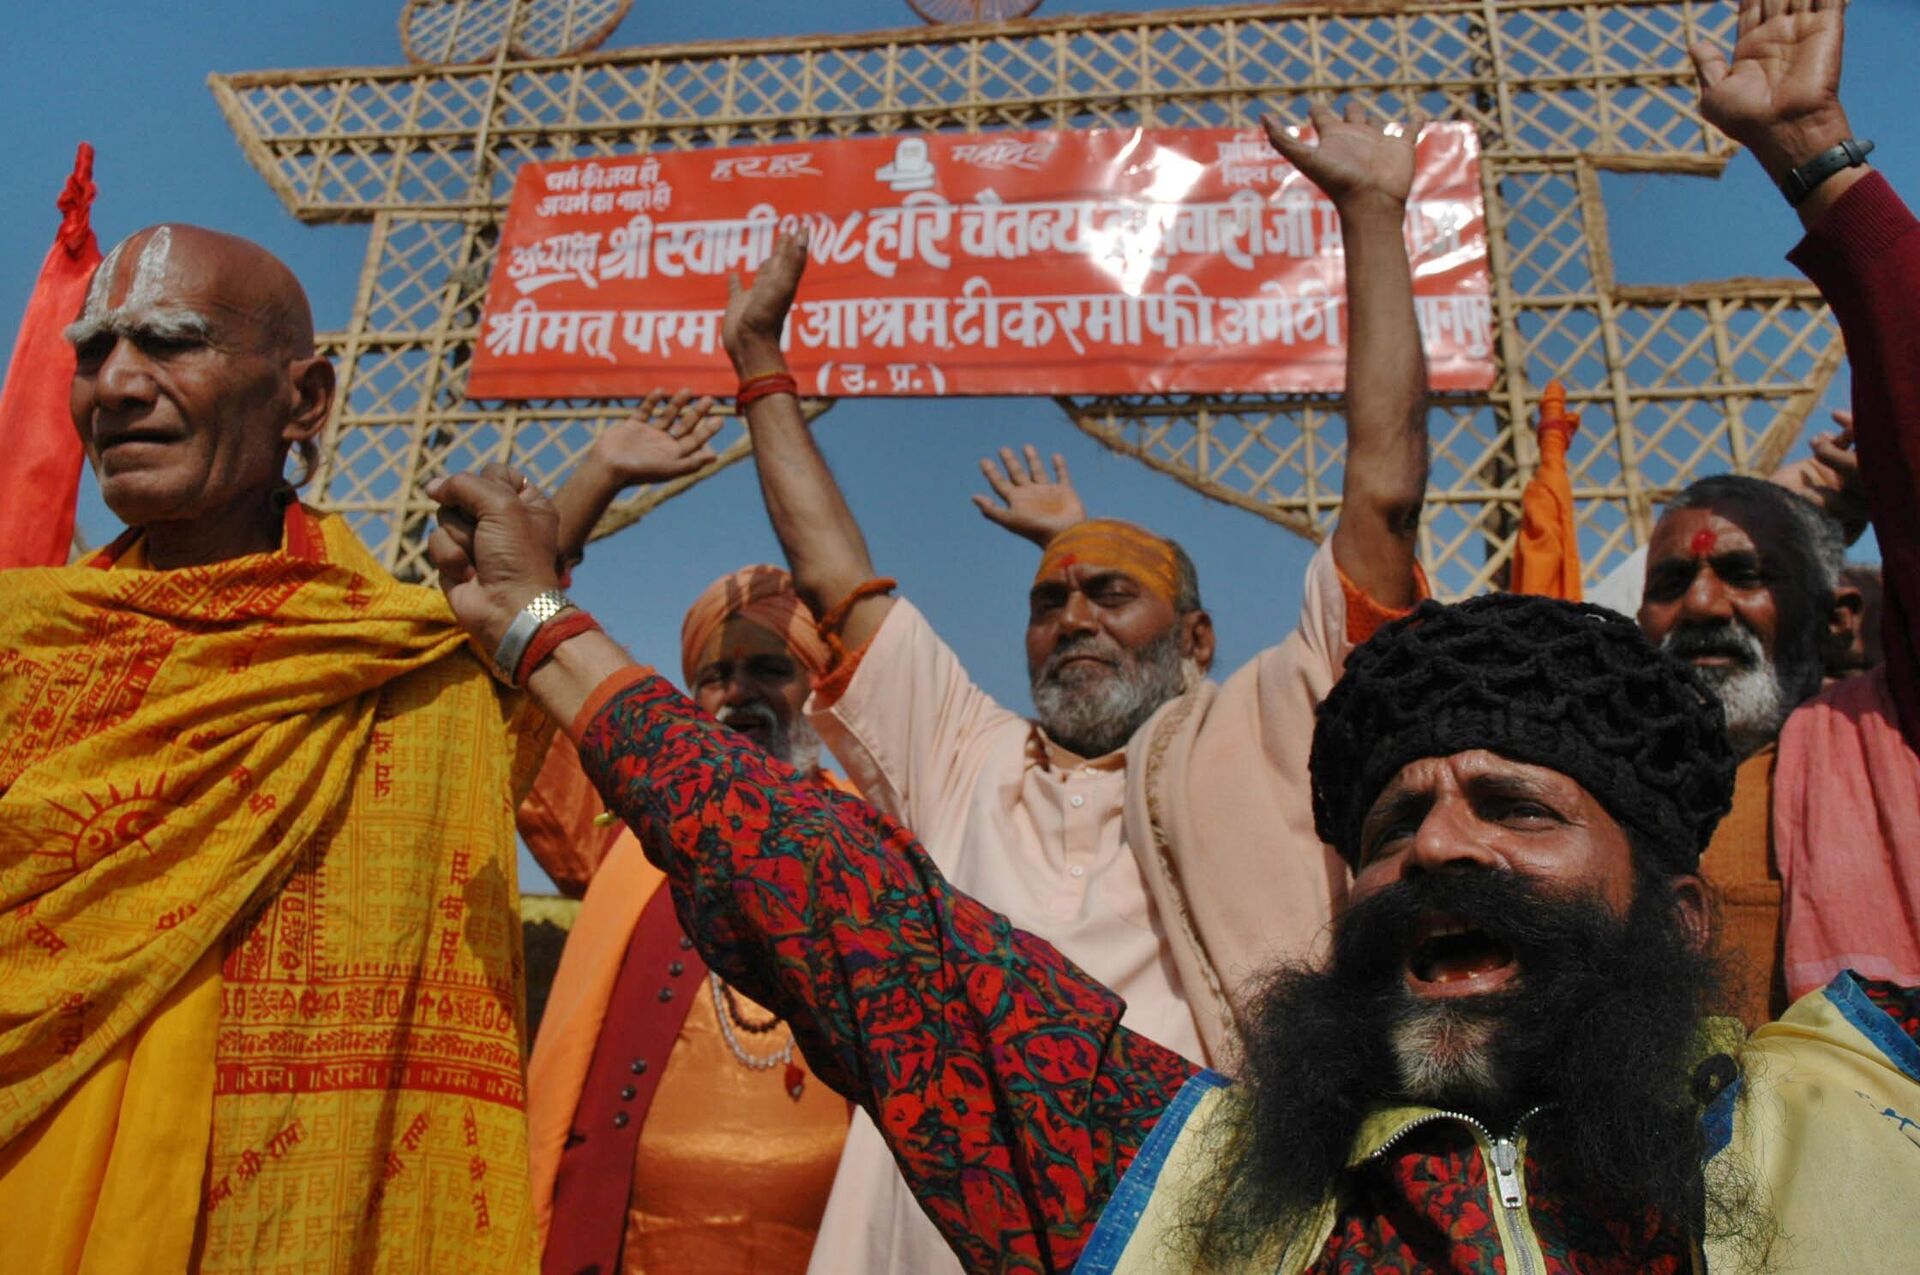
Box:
510;0;630;58
400;0;630;65
907;0;1043;23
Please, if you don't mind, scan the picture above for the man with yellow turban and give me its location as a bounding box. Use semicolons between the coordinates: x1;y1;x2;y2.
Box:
517;547;855;1275
720;101;1435;1274
0;228;718;1274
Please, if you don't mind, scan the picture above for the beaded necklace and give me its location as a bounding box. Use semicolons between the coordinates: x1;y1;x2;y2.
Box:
708;972;806;1099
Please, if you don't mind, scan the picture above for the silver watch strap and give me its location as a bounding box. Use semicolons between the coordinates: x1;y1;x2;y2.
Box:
493;589;572;686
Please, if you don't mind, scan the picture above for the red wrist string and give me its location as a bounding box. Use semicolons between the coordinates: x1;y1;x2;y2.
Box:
516;609;601;686
736;372;799;409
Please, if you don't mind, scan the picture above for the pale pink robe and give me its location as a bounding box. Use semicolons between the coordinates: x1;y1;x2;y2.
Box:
1775;665;1920;996
803;540;1368;1275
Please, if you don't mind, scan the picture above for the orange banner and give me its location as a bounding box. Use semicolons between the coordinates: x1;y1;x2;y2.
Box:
469;126;1492;399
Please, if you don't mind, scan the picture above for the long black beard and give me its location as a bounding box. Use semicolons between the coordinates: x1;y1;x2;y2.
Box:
1187;870;1751;1267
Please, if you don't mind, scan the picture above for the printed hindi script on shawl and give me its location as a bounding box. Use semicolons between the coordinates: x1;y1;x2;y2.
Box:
469;127;1492;399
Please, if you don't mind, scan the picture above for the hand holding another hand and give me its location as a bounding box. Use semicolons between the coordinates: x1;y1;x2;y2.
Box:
426;463;566;652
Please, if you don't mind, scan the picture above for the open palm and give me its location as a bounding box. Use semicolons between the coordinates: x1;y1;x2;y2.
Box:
1264;100;1420;211
1691;0;1846;170
973;445;1086;545
592;390;722;486
724;230;809;357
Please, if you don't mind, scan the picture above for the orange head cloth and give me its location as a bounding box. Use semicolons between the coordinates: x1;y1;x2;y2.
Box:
679;564;832;687
1036;518;1182;607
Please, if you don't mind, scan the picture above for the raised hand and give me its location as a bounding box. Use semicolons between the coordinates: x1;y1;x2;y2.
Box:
591;390;724;487
972;445;1087;547
1262;99;1423;217
1690;0;1849;179
1771;408;1867;543
426;463;565;651
724;229;809;376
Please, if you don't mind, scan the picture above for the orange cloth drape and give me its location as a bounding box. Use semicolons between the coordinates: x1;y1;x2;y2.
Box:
0;144;98;568
0;505;545;1273
1511;380;1584;600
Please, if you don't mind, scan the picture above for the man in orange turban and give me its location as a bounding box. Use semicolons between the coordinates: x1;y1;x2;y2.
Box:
517;546;854;1275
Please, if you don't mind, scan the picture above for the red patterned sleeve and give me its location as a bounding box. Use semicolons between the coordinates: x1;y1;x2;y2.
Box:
577;672;1198;1274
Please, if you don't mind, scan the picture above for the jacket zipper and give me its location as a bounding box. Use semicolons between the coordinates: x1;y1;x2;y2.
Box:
1370;1105;1549;1275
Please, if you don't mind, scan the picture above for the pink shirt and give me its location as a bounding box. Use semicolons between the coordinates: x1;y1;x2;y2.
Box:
1775;667;1920;996
804;541;1356;1275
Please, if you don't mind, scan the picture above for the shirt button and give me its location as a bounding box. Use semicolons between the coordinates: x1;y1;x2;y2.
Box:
612;1111;629;1129
630;1058;649;1075
1070;865;1086;878
1069;794;1086;808
668;961;685;977
678;936;694;950
657;987;674;1002
620;1085;636;1101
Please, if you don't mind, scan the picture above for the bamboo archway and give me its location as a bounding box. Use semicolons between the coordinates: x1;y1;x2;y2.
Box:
211;0;1839;598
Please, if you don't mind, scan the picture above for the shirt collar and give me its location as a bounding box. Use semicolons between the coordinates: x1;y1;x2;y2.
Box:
1027;722;1127;773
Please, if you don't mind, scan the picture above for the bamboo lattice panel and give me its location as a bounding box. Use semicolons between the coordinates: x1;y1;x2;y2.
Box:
211;0;1841;596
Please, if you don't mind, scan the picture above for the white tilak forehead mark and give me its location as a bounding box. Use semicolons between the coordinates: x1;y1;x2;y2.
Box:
125;226;174;310
80;238;127;321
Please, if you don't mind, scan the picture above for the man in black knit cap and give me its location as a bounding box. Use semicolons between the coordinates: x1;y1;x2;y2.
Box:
421;432;1920;1274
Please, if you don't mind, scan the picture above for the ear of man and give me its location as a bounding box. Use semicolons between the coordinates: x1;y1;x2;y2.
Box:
1181;609;1216;674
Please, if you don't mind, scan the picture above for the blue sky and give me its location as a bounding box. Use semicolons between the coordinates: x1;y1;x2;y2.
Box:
5;1;1915;891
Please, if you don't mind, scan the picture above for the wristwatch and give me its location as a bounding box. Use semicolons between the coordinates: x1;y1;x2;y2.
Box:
493;589;573;687
1779;138;1874;207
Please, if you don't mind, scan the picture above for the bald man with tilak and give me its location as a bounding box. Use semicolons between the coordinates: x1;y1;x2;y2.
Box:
0;222;702;1274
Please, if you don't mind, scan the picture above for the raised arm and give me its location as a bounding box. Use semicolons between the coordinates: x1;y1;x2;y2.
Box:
1265;102;1429;609
723;232;893;651
1695;0;1920;741
547;390;722;572
422;466;1199;1274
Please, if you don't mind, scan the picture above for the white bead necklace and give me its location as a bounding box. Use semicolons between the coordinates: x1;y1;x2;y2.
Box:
708;972;794;1071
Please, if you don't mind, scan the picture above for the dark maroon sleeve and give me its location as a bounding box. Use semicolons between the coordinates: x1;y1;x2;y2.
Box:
1789;173;1920;750
575;671;1199;1275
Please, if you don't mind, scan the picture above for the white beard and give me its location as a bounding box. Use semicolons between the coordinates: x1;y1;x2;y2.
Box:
1390;1002;1501;1104
1030;628;1190;758
715;701;823;774
1697;661;1786;759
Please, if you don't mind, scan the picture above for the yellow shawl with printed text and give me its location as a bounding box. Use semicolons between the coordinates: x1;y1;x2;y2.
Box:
0;506;543;1274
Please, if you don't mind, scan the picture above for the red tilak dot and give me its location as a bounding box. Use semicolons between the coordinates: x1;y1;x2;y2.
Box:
1689;529;1718;558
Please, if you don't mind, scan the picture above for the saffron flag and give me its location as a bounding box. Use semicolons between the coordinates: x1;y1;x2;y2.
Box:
1511;380;1583;600
0;143;100;568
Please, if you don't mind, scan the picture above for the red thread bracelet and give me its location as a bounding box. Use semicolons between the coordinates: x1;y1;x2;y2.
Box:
736;372;798;409
515;608;601;686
